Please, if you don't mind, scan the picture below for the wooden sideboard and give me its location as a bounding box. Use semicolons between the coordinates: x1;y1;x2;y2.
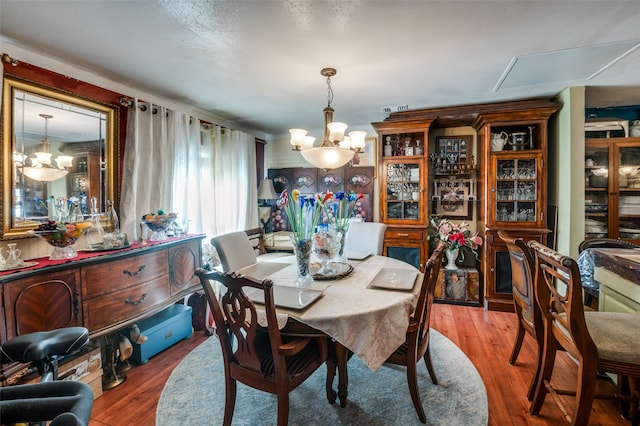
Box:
0;236;203;343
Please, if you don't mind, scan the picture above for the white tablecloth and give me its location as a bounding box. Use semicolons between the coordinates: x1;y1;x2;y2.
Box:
238;255;422;371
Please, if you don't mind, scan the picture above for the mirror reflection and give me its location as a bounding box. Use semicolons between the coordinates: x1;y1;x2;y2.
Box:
2;76;118;238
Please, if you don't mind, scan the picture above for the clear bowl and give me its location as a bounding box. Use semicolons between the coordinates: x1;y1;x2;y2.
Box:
30;222;91;260
142;217;176;241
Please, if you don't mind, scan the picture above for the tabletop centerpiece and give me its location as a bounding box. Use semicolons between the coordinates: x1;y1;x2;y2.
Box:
321;190;364;263
29;219;92;260
429;216;483;270
277;189;324;287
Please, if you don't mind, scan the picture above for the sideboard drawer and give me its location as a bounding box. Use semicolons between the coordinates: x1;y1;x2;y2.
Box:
385;229;424;240
82;251;169;299
84;277;170;332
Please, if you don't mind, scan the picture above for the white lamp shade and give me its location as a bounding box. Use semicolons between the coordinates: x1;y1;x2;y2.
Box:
55;155;74;169
327;122;347;142
349;131;367;150
338;136;351;149
289;128;308;149
21;166;69;182
303;136;316;149
300;146;355;170
257;178;277;200
34;151;53;165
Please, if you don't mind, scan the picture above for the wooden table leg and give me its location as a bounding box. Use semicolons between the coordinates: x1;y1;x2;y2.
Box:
335;342;349;407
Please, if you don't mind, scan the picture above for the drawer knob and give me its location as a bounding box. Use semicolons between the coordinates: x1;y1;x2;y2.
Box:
125;293;147;305
123;265;146;277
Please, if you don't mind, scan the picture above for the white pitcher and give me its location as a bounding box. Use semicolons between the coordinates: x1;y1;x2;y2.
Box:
491;132;508;151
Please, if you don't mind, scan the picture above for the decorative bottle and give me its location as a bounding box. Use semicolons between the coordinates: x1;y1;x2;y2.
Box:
107;200;119;233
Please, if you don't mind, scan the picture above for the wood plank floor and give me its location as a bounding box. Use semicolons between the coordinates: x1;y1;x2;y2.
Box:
88;303;630;425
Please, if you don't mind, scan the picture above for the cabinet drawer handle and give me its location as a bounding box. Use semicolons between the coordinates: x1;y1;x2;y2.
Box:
123;265;146;277
397;233;409;237
125;293;147;305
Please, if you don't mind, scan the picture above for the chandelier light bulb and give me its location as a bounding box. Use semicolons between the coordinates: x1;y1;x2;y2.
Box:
289;128;307;150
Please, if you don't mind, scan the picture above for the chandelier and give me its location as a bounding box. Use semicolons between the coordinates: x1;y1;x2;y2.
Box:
19;114;73;182
290;68;366;170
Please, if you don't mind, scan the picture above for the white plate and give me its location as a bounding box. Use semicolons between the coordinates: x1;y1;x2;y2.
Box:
346;251;371;260
369;267;418;291
244;286;323;310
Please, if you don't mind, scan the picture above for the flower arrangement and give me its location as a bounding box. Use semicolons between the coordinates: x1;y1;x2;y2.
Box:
429;216;483;259
277;189;325;241
322;190;364;233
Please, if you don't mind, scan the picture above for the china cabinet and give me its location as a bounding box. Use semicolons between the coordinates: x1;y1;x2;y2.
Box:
373;99;559;305
584;137;640;243
372;122;433;271
475;102;559;311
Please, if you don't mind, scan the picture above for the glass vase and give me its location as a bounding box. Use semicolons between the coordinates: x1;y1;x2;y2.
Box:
290;235;313;288
445;247;460;270
313;228;342;276
331;220;350;263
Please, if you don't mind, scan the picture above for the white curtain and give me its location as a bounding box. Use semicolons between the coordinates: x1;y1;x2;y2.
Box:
121;99;258;240
121;100;185;238
208;125;258;236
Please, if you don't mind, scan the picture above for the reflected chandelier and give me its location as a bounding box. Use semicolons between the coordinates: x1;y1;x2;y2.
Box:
19;114;73;182
290;68;366;170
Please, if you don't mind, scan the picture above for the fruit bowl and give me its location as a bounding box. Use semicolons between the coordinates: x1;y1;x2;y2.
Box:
141;213;177;241
29;220;92;260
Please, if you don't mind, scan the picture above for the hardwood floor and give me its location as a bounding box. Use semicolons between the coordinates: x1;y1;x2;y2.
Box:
89;304;629;425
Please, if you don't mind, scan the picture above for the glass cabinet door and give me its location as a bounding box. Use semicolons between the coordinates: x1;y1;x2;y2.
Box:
494;157;538;223
385;161;421;221
618;145;640;239
585;145;610;238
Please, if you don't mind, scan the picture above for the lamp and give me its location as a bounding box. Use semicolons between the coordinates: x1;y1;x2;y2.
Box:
257;178;277;234
19;114;73;182
290;68;366;170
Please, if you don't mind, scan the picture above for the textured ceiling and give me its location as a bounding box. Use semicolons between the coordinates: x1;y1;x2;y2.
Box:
1;0;640;139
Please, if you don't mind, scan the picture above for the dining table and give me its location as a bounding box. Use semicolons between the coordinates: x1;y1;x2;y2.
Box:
235;254;424;407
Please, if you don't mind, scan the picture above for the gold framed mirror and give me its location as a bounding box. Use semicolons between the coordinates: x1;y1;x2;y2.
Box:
2;75;118;238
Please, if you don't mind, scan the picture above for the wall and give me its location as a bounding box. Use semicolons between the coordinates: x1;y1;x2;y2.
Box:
554;87;586;258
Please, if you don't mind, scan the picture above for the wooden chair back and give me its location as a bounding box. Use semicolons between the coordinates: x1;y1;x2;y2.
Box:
383;242;445;423
528;241;593;362
578;237;640;253
245;228;268;256
499;230;544;400
195;268;329;425
499;231;542;340
412;242;446;355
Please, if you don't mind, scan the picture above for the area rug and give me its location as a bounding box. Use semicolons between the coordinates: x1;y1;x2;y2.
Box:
156;329;488;425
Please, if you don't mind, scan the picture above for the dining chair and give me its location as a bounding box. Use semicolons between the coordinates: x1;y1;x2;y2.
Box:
498;230;544;401
211;231;258;272
577;238;640;307
194;268;329;426
344;222;387;255
383;242;446;423
528;241;640;425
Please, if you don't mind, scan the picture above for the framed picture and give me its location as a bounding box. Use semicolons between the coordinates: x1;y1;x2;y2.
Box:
432;179;473;219
351;137;377;177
